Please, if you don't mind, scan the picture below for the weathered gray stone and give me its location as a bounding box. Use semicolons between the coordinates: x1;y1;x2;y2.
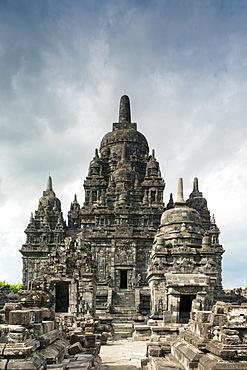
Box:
0;359;7;370
9;310;35;326
42;321;54;334
68;342;83;355
4;343;33;357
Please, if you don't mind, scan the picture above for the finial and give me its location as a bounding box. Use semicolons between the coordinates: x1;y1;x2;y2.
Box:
74;194;77;202
46;176;53;191
152;149;155;158
119;95;131;123
166;193;174;209
94;148;99;158
211;214;216;224
193;177;199;192
175;178;186;206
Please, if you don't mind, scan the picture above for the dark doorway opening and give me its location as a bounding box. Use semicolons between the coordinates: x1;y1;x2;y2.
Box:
179;294;196;323
120;270;128;289
55;282;69;312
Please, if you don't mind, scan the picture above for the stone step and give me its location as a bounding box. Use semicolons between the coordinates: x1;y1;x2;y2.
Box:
113;323;133;331
112;323;134;339
147;355;185;370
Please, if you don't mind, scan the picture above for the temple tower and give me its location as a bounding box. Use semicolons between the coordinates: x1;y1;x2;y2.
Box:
147;178;224;323
68;95;166;318
21;176;66;288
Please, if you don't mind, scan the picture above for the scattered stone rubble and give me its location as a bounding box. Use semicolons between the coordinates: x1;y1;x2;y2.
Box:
0;289;108;369
142;298;247;369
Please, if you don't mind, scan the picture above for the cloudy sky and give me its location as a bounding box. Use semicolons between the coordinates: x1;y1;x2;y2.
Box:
0;0;247;288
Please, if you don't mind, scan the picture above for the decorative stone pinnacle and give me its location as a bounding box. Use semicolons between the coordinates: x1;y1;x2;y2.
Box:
94;148;99;158
152;149;155;158
211;214;216;224
119;95;131;123
46;176;53;191
193;177;199;192
175;178;186;206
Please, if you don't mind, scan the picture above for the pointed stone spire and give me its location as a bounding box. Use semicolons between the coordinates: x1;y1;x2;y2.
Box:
29;212;34;223
42;176;56;197
152;149;155;159
193;177;199;192
46;176;53;191
166;193;174;209
119;95;131;123
175;178;186;207
94;148;99;159
189;177;203;198
211;214;216;224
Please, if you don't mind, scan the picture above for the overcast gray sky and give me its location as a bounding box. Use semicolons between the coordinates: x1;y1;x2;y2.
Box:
0;0;247;288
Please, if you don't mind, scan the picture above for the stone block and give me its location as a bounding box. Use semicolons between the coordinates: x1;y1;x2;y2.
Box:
42;347;60;364
53;339;70;363
171;339;203;369
150;356;184;370
65;365;90;370
209;313;227;327
84;335;96;348
7;332;26;343
70;333;85;346
195;311;211;323
41;308;51;319
0;359;7;370
148;345;161;357
163;311;172;323
6;354;46;369
198;353;247;369
4;343;33;357
33;323;43;336
39;329;63;347
31;309;43;323
9;310;35;326
96;333;107;345
4;325;26;333
4;304;21;324
205;342;237;359
0;344;6;356
68;342;83;355
42;320;54;333
74;354;93;363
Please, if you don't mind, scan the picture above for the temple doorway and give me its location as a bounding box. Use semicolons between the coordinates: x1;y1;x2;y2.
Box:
179;294;196;323
55;282;69;312
120;270;128;289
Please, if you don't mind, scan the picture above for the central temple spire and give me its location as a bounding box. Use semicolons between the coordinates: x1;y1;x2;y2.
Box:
119;95;131;123
46;175;53;191
112;95;137;131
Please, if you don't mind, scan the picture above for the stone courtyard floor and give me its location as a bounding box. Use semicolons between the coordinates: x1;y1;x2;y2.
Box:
100;339;147;370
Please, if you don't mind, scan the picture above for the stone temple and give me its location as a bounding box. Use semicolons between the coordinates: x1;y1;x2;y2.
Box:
20;95;224;326
1;94;246;369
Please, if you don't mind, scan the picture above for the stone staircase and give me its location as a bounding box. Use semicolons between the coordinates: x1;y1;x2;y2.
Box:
111;290;137;339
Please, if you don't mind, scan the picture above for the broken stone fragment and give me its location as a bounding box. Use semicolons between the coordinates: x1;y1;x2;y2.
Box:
68;341;83;355
9;310;35;326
